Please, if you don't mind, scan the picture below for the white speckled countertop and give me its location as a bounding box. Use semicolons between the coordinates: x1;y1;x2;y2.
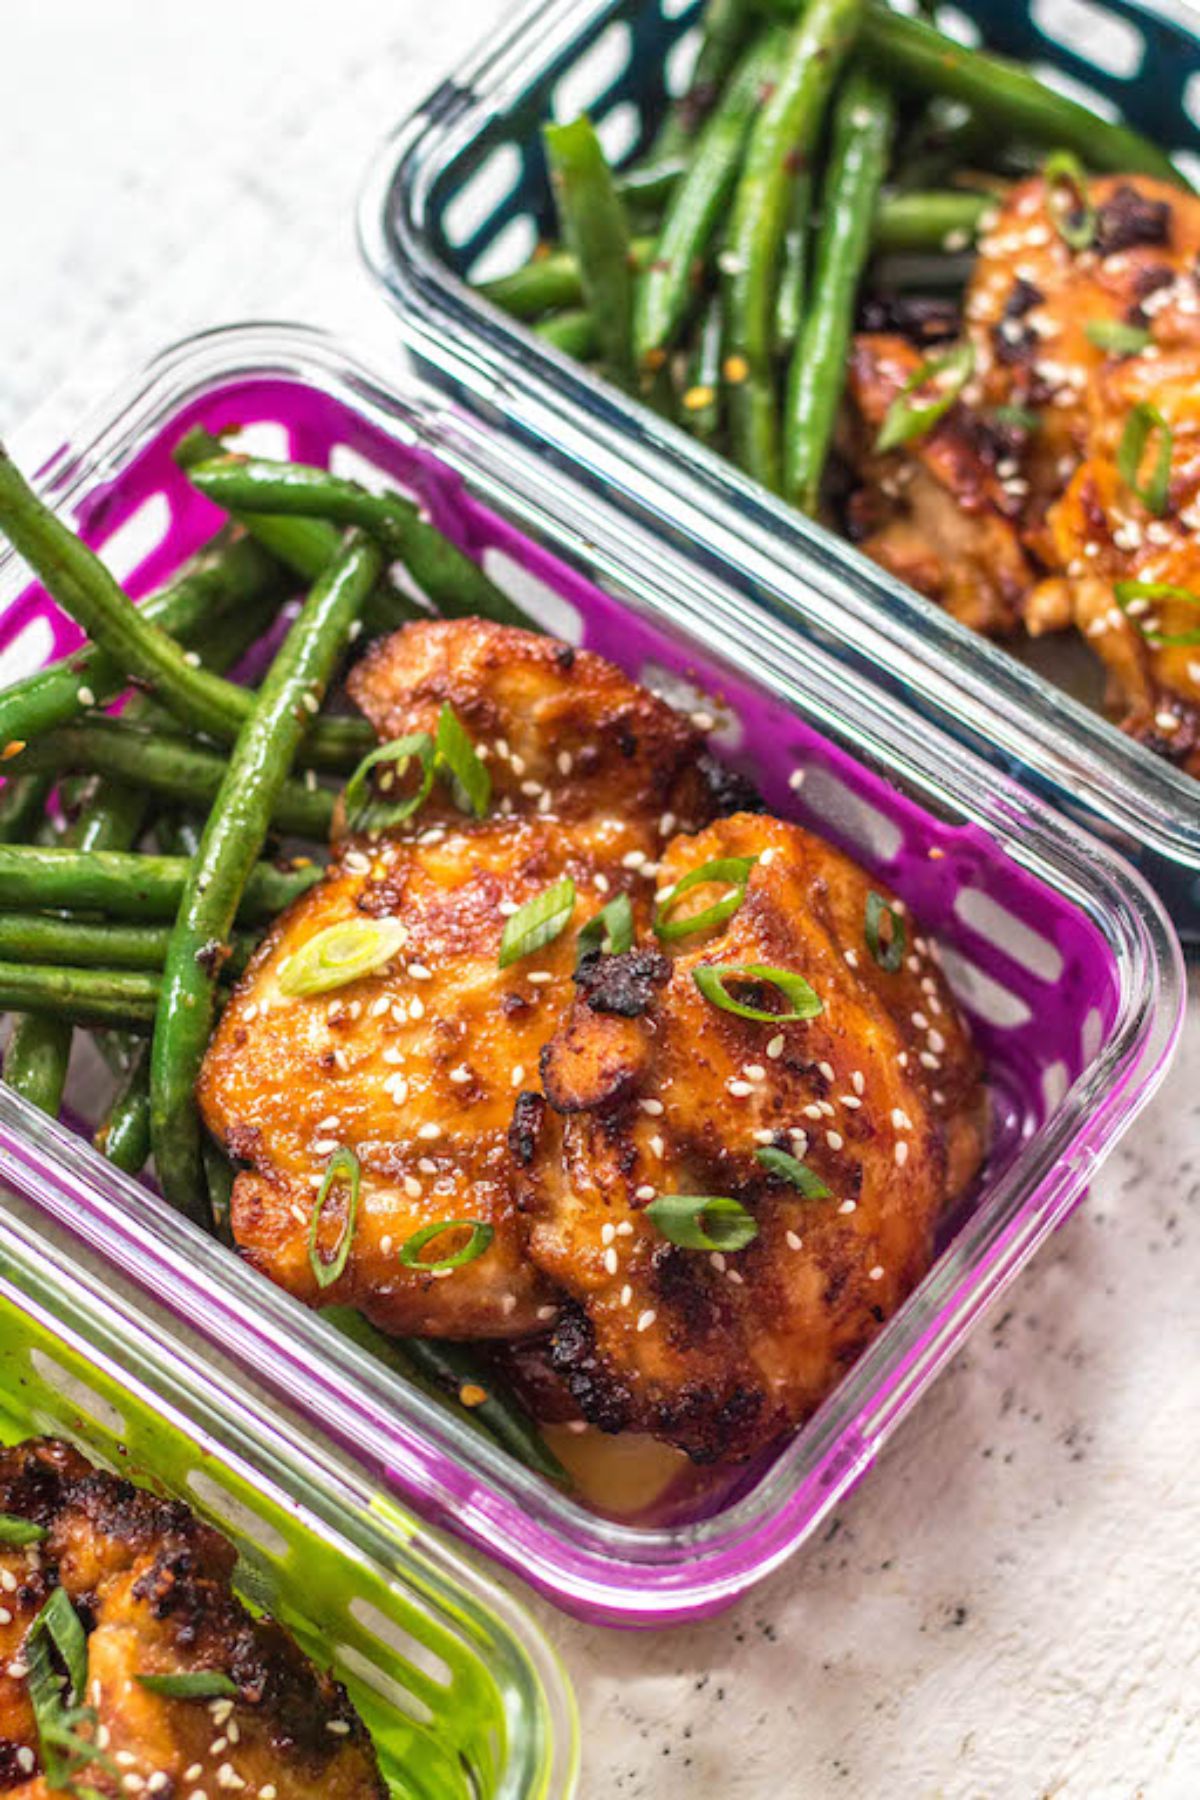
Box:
3;4;1198;1794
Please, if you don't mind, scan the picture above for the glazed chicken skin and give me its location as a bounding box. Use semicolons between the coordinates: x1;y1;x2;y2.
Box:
847;171;1200;765
199;619;741;1338
514;813;985;1463
0;1438;383;1797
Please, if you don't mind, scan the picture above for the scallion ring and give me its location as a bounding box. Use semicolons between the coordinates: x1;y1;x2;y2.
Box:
308;1145;361;1290
646;1193;759;1252
576;892;634;966
341;731;435;831
755;1146;831;1198
499;875;576;969
692;962;822;1023
0;1511;46;1546
865;891;907;973
1114;579;1200;646
876;343;976;454
1085;318;1150;356
398;1218;495;1272
1117;401;1172;516
279;917;408;999
653;856;757;943
1044;149;1095;250
137;1672;239;1701
434;702;491;819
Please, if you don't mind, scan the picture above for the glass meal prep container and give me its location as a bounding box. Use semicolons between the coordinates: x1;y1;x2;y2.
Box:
0;321;1183;1627
360;0;1200;937
0;1179;578;1798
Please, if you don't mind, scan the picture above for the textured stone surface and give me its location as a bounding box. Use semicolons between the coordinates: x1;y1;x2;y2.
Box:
2;5;1198;1796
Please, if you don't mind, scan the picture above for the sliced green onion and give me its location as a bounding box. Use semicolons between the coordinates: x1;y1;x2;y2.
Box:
279;917;408;998
654;857;757;943
576;892;634;966
434;702;491;819
1117;402;1172;516
865;891;907;973
136;1671;239;1701
499;876;576;969
1085;318;1150;356
397;1218;495;1272
341;731;435;831
308;1145;361;1290
990;404;1040;434
32;1587;88;1705
692;962;822;1023
1044;150;1095;250
876;343;975;454
0;1511;46;1545
646;1194;759;1252
755;1146;832;1198
1114;579;1200;646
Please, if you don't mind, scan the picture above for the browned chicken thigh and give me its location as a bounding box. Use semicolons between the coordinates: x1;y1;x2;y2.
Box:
846;171;1200;764
199;619;732;1338
514;813;986;1463
0;1438;383;1798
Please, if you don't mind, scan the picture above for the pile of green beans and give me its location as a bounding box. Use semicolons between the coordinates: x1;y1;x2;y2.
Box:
0;433;563;1484
476;0;1189;513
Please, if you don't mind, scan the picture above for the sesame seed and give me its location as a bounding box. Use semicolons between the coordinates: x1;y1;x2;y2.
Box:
635;1184;656;1200
301;690;320;714
616;1220;634;1236
639;1098;664;1115
838;1199;857;1215
766;1034;784;1059
527;970;553;985
826;1130;844;1151
622;850;647;869
403;1176;422;1198
601;1222;615;1245
891;1108;911;1131
604;1247;619;1275
450;1065;471;1084
753;1128;776;1145
742;1063;766;1082
911;1011;929;1030
818;1060;835;1082
409;996;425;1019
802;1103;823;1120
511;1064;526;1087
852;1070;865;1095
840;1094;862;1109
726;1268;744;1285
557;750;573;774
869;1265;885;1281
844;949;859;969
927;1028;946;1053
76;684;96;707
418;1157;437;1175
649;1134;665;1158
417;1122;442;1140
637;1309;657;1333
659;812;676;836
920;1052;941;1070
895;1141;909;1167
818;1100;836;1117
727;1079;753;1097
785;1230;803;1251
788;769;806;791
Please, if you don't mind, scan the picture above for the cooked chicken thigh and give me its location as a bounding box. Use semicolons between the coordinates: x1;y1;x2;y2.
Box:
514;813;986;1463
0;1438;383;1798
199;620;733;1338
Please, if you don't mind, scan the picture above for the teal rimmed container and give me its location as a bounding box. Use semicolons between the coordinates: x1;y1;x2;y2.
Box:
0;1181;578;1800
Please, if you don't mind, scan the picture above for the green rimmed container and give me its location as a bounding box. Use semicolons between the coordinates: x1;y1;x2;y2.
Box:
0;1182;578;1800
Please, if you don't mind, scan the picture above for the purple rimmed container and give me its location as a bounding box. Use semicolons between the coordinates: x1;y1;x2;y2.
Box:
0;322;1184;1626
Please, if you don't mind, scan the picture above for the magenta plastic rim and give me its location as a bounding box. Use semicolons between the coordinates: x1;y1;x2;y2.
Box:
0;324;1184;1625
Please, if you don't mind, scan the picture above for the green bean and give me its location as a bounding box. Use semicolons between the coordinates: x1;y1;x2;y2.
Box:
0;530;287;758
173;429;421;639
0;445;371;771
679;294;724;445
858;4;1186;185
775;168;813;360
0;964;160;1029
786;67;896;515
636;29;784;365
0;844;320;921
0;911;256;972
2;1013;70;1115
543;116;636;389
201;1135;237;1243
7;721;333;842
649;0;755;161
180;454;529;630
617;158;686;211
535;309;599;359
94;1043;151;1174
873;188;992;253
0;775;52;845
151;533;381;1224
723;0;864;489
480;238;655;321
324;1308;570;1486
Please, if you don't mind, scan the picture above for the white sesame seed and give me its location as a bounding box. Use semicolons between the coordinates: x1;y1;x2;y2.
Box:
418;1157;437;1175
601;1222;615;1245
891;1108;911;1131
895;1141;909;1167
639;1098;664;1115
844;948;859;969
418;1123;442;1140
620;1284;633;1306
637;1308;657;1333
788;769;806;791
852;1070;865;1095
635;1184;656;1200
727;1079;753;1097
450;1065;471;1084
409;996;425;1019
826;1130;844;1151
927;1028;946;1053
819;1100;836;1117
818;1060;835;1082
622;850;647;869
301;690;320;714
911;1011;929;1031
840;1094;862;1109
511;1064;526;1087
765;1034;784;1060
616;1219;634;1236
785;1230;803;1251
403;1176;422;1198
726;1268;744;1285
557;750;574;775
838;1199;857;1215
920;1052;941;1070
869;1265;885;1281
527;970;553;985
603;1247;619;1275
753;1128;776;1144
76;684;96;707
802;1103;823;1120
649;1134;664;1158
